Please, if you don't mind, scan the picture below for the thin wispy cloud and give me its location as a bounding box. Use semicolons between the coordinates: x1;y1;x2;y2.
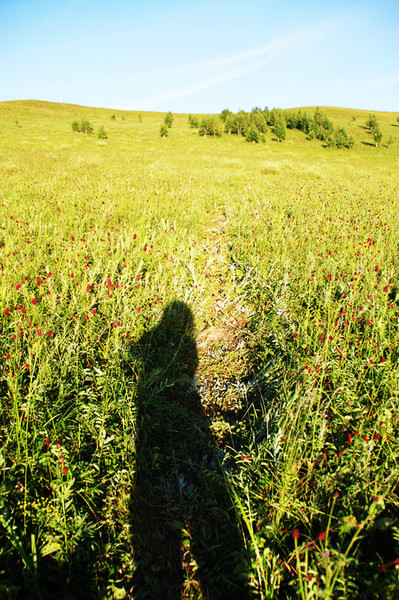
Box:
138;50;283;108
136;16;345;109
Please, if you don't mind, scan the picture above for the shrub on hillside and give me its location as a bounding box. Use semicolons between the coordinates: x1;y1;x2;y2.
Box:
366;114;382;147
164;112;173;128
220;108;232;122
198;117;221;137
252;111;267;133
244;125;261;143
80;119;94;135
160;124;169;138
188;115;199;128
334;127;354;148
373;126;382;147
97;126;108;139
366;114;378;132
273;120;286;142
71;119;94;134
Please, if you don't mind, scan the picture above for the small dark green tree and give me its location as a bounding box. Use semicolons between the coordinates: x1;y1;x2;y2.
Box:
164;112;173;128
220;108;231;122
111;114;116;121
252;112;267;133
373;126;382;147
198;117;221;137
236;112;249;135
80;119;93;135
188;115;199;128
314;107;323;127
286;112;299;129
244;125;260;143
267;108;278;126
334;127;354;149
224;115;235;134
72;120;80;132
307;130;316;141
97;126;108;139
366;114;378;131
160;124;168;138
273;120;286;142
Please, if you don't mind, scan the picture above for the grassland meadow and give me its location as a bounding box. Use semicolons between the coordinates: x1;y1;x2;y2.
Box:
0;100;398;599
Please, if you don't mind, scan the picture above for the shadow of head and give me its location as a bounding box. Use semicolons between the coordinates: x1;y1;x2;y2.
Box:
139;300;198;379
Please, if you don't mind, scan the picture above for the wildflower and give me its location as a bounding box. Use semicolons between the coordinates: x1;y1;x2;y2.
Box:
36;277;41;286
292;528;299;540
4;307;9;316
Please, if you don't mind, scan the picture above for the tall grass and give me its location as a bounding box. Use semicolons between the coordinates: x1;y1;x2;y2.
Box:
0;100;398;598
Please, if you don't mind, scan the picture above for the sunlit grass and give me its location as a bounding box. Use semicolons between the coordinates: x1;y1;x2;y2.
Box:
0;100;398;599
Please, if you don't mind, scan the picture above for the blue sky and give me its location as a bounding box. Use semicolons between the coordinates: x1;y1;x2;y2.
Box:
1;0;398;113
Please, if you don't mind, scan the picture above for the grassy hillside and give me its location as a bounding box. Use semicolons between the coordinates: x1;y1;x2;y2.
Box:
0;100;398;599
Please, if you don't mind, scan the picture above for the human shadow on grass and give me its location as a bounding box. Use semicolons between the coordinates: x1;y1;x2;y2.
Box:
129;301;251;600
